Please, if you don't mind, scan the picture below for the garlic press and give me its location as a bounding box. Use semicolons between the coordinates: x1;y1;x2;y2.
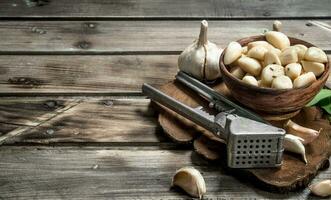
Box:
142;72;285;169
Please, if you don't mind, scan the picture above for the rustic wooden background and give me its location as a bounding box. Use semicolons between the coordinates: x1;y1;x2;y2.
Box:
0;0;330;199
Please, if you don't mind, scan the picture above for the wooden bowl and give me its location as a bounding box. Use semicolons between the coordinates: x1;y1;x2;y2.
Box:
219;35;330;114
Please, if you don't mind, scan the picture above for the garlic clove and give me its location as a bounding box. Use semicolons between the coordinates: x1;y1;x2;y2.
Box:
271;75;293;89
273;20;282;32
293;72;316;88
224;41;242;65
205;42;223;80
237;57;262;76
265;31;290;50
230;66;245;79
284;119;321;144
261;64;284;86
264;51;281;67
247;41;275;51
293;44;308;61
172;167;206;199
309;180;331;197
285;63;302;80
301;60;325;77
279;48;298;66
242;46;248;54
247;46;269;60
178;44;205;80
242;75;258;86
304;47;328;63
284;134;307;164
178;20;222;81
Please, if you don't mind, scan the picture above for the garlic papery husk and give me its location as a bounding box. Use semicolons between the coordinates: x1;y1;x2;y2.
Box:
172;167;206;199
284;120;321;145
284;134;307;164
178;20;222;81
309;180;331;197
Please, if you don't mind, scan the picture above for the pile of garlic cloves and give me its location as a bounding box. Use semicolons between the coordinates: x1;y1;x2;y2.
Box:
224;21;328;89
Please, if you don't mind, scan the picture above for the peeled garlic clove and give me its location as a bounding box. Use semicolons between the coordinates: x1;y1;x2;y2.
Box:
284;119;320;144
237;57;262;76
293;72;316;88
271;75;293;89
285;63;302;80
273;20;282;32
279;48;298;66
242;75;258;86
264;51;281;67
304;47;328;63
270;48;282;56
301;60;325;76
172;167;206;199
247;41;275;51
242;46;248;54
178;20;222;81
309;180;331;197
265;31;290;50
261;64;284;86
247;46;269;60
224;41;242;65
284;134;307;164
230;65;245;79
293;44;308;61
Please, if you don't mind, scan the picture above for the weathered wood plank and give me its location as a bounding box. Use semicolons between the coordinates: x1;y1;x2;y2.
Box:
0;55;177;94
0;146;329;199
0;98;169;144
0;54;330;95
0;0;330;19
0;20;330;53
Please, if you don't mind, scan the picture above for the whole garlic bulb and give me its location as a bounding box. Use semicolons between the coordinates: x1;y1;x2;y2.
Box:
178;20;223;81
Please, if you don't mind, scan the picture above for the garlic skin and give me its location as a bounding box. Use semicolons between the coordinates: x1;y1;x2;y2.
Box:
284;134;307;164
284;119;320;144
178;20;222;81
224;41;242;65
172;167;206;199
265;31;290;50
309;180;331;197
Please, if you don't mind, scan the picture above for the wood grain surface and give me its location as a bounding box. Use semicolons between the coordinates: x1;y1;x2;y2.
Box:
0;146;329;199
0;0;330;19
1;0;331;199
0;20;329;54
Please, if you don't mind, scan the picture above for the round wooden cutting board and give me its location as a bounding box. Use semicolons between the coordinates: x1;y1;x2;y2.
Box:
155;80;331;192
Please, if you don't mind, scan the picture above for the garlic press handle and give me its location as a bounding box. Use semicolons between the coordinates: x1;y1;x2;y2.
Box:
142;84;223;136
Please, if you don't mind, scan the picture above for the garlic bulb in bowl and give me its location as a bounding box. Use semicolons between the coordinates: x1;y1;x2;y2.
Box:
178;20;223;81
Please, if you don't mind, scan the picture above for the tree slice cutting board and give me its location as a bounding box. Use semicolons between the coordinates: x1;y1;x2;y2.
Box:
156;80;331;192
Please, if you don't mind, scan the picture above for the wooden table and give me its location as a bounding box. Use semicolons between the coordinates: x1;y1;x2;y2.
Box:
0;1;330;199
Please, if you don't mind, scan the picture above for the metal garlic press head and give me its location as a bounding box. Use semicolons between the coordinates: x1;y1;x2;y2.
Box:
142;72;285;169
215;113;284;168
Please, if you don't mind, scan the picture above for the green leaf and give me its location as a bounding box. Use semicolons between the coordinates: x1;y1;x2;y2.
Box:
306;89;331;107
